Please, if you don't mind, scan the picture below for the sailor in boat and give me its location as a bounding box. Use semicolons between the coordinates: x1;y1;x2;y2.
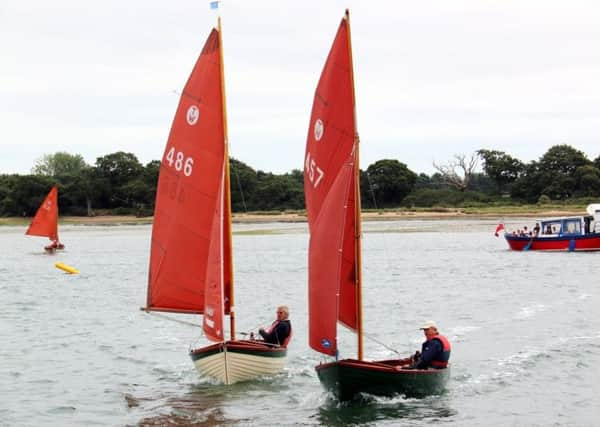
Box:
44;239;63;252
407;320;451;369
256;305;292;347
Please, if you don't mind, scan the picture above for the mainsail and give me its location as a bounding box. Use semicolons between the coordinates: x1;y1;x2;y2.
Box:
304;12;360;357
26;185;59;242
145;27;232;342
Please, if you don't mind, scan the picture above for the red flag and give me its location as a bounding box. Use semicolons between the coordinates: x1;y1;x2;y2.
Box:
494;223;505;237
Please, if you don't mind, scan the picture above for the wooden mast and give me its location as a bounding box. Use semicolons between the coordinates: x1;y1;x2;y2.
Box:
217;17;236;340
345;9;363;361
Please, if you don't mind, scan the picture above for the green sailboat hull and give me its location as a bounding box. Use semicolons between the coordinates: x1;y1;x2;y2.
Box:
316;358;450;401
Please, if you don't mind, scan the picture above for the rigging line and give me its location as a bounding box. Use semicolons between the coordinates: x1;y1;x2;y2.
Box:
231;162;248;212
363;168;398;307
363;331;403;356
146;311;203;328
239;320;269;335
229;160;264;275
364;170;379;210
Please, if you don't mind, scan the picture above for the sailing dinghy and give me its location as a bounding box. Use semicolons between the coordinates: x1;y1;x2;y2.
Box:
143;19;287;385
304;10;450;401
25;185;65;252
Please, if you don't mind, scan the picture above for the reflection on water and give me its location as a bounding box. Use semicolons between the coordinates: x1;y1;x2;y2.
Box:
316;394;457;426
134;392;230;426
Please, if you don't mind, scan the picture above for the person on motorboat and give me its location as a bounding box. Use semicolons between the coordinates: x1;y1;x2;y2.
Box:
258;305;292;347
407;320;451;369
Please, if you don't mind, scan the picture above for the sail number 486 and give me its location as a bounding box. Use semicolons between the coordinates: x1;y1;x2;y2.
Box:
305;152;324;188
165;147;194;176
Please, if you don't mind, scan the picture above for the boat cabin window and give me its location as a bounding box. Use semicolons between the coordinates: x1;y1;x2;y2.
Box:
542;221;561;235
562;219;581;235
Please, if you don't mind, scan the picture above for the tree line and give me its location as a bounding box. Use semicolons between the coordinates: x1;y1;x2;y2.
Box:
1;144;599;217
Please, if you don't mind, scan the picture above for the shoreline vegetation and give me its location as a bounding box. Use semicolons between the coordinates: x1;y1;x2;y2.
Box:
0;205;590;226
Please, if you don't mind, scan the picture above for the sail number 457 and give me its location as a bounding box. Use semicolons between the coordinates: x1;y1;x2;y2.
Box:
305;152;324;188
165;147;194;176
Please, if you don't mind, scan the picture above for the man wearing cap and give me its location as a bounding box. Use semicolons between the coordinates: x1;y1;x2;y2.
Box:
410;320;451;369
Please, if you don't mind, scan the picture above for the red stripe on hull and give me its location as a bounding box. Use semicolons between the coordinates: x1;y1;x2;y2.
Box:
504;234;600;251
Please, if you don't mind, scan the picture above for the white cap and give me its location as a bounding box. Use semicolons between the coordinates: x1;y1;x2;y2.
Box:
420;320;438;330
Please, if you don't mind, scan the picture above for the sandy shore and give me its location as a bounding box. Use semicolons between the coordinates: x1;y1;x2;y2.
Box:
60;208;587;225
230;209;585;223
1;207;587;226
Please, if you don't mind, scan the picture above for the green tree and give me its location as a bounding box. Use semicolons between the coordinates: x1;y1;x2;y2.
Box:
32;152;88;176
95;152;144;208
537;145;591;200
141;160;161;211
230;158;258;212
4;175;55;216
412;172;452;191
511;144;592;202
510;162;544;203
362;159;417;208
477;149;524;193
144;160;160;191
252;171;304;211
574;165;600;197
413;173;432;190
0;174;21;216
539;144;591;175
467;172;496;194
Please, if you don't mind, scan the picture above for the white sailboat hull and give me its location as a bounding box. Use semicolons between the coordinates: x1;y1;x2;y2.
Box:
190;340;287;385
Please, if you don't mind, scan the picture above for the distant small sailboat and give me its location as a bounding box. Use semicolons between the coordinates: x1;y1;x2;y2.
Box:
142;18;288;385
304;10;450;401
25;185;65;252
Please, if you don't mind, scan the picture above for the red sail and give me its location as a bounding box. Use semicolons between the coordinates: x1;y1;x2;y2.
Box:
202;170;227;341
25;185;59;241
146;28;232;316
304;15;357;356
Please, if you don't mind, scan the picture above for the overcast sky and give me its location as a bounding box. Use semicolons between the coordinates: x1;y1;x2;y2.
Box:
2;1;600;176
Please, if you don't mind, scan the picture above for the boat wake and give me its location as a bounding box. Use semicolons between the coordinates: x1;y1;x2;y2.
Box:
513;303;546;319
314;391;457;425
457;330;600;398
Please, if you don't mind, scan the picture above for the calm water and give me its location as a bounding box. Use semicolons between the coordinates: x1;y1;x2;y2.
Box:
1;218;599;426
